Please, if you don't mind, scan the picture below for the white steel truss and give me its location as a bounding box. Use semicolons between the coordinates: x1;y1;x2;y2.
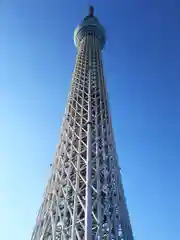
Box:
31;11;134;240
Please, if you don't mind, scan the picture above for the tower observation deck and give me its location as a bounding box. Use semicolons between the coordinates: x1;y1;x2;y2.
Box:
31;6;134;240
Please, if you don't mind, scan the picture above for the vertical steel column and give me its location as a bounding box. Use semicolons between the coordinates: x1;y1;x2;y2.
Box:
85;36;92;240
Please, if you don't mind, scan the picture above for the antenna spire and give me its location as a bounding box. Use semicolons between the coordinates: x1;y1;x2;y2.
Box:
89;6;94;16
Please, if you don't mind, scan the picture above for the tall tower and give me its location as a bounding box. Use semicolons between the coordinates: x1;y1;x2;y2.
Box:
31;7;134;240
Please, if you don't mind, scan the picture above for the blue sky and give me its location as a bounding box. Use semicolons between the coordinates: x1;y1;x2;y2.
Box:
1;0;180;239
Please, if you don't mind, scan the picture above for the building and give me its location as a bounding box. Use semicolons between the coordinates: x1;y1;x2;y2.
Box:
31;6;134;240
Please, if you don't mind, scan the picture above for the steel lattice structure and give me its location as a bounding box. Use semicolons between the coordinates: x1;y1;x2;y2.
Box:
31;7;134;240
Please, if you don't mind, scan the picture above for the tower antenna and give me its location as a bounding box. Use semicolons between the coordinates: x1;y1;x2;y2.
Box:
89;5;94;16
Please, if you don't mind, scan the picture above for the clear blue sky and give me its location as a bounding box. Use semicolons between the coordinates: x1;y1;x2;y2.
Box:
1;0;180;239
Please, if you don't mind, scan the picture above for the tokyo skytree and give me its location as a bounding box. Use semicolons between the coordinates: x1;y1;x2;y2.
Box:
31;6;134;240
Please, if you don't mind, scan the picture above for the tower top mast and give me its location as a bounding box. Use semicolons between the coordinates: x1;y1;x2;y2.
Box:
74;5;105;49
89;6;94;16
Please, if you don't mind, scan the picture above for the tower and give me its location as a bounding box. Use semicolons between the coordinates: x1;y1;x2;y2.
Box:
31;6;134;240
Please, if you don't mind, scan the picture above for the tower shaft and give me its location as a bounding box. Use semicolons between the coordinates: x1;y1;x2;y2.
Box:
31;8;134;240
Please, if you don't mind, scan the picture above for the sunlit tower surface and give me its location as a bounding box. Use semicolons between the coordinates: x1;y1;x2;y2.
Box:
31;6;134;240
